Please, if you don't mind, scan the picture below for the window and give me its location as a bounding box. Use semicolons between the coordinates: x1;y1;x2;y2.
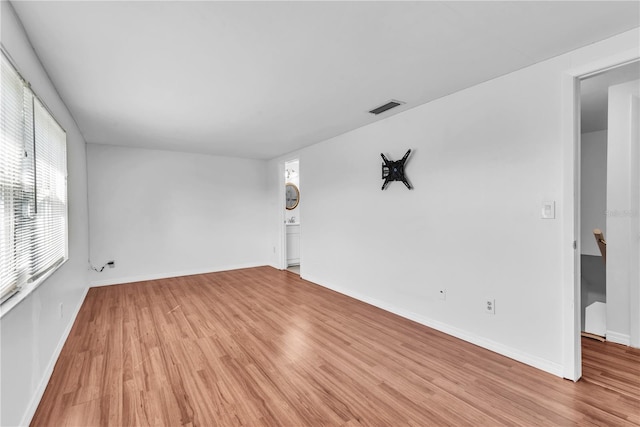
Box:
1;51;67;305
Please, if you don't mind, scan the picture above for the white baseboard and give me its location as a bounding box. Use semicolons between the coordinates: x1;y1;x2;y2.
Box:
303;274;564;378
89;263;266;287
606;330;631;346
20;286;90;427
268;262;283;270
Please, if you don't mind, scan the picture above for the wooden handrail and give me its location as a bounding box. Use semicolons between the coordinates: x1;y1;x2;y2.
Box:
593;228;606;264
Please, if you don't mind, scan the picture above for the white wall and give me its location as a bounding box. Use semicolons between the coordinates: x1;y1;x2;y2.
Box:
606;79;640;345
0;2;90;426
581;130;607;256
87;144;269;285
268;29;639;377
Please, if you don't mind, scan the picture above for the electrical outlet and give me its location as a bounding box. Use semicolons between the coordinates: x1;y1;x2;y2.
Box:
59;303;63;319
484;298;495;314
438;289;446;301
107;260;115;268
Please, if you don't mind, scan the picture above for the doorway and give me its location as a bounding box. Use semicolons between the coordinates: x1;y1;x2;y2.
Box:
283;159;300;275
577;60;639;372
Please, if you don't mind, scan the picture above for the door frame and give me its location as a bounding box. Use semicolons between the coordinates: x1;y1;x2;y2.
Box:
280;158;300;270
561;51;639;381
278;159;287;270
630;94;640;348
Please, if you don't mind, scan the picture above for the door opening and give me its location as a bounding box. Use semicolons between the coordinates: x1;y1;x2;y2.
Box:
283;159;300;275
577;59;640;369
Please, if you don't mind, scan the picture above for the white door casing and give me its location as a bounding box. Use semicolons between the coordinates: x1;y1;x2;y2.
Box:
606;79;640;347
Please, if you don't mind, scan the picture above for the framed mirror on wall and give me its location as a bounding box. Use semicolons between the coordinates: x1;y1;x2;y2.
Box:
285;183;299;210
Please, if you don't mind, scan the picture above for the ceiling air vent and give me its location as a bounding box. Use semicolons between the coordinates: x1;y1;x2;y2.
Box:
368;100;405;115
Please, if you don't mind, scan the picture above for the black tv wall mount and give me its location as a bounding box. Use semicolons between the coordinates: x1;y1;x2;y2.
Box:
381;149;412;190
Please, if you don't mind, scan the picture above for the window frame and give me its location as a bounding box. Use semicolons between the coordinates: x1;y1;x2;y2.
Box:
0;47;69;318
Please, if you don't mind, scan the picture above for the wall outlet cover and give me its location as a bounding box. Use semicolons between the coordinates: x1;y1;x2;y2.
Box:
484;298;496;314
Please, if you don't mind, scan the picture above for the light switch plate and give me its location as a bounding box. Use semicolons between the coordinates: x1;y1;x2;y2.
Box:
541;201;555;219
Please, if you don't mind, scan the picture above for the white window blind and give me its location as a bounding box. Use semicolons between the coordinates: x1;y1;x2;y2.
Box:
1;51;67;304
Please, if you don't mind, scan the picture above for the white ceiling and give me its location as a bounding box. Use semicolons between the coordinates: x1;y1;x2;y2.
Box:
9;1;640;159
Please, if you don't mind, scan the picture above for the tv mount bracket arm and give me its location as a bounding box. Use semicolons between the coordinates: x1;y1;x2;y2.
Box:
381;149;412;190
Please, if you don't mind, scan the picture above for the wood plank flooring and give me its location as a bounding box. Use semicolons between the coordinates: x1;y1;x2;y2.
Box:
32;267;640;426
582;337;640;400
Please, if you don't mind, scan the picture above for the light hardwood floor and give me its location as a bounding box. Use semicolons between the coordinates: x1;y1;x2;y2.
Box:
32;267;640;426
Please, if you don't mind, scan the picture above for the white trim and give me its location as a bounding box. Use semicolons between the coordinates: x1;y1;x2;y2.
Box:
88;263;266;287
0;258;69;319
20;285;89;427
561;70;581;381
303;274;564;378
606;331;631;346
631;94;640;349
279;160;287;270
297;159;303;277
561;47;640;382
